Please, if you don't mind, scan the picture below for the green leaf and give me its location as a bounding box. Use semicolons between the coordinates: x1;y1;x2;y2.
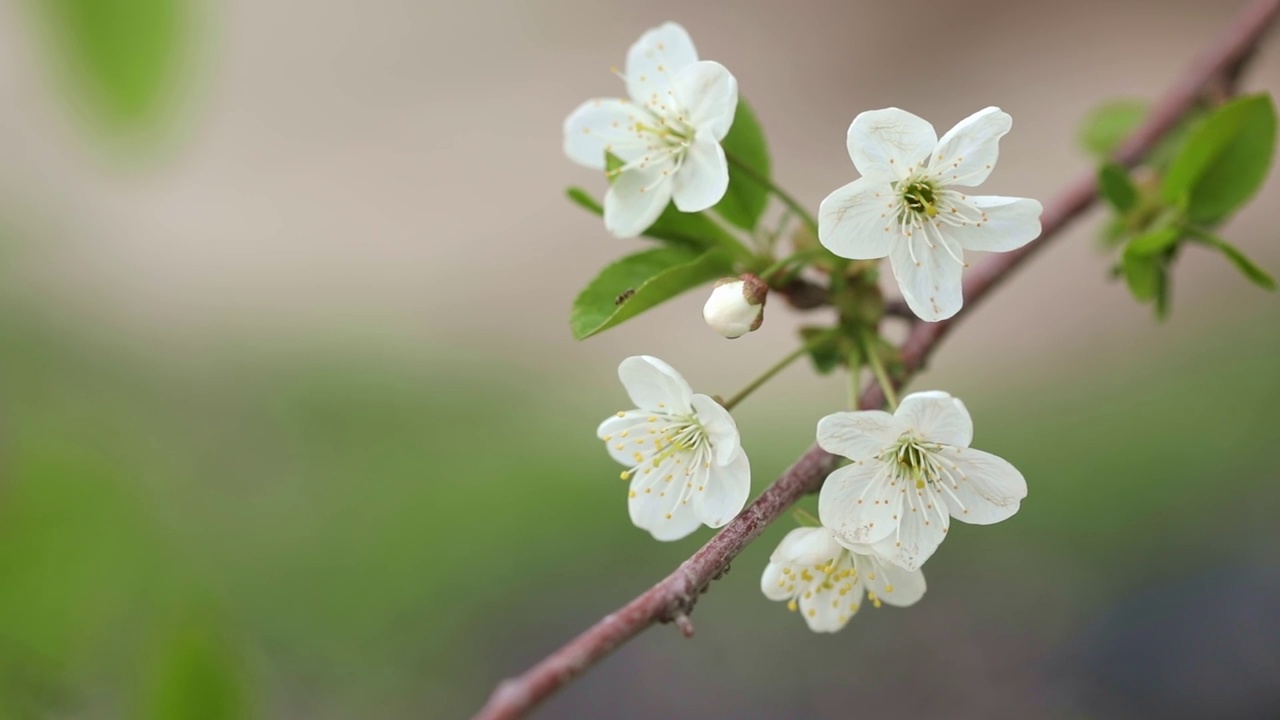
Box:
1100;214;1129;247
799;326;845;374
1124;226;1181;257
1122;252;1162;302
646;206;748;255
1190;231;1277;290
1162;94;1277;223
1098;162;1139;212
34;0;185;132
715;99;771;231
1079;101;1147;158
565;187;748;255
566;187;602;215
570;247;735;339
1154;268;1171;319
144;610;250;720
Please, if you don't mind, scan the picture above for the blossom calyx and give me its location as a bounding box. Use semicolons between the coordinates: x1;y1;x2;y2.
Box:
703;274;768;339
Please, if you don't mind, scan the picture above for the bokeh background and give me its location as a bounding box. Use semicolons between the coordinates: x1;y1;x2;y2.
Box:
1;0;1278;718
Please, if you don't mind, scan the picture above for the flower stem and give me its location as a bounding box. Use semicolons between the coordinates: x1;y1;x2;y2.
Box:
847;343;862;410
701;210;757;261
722;330;836;411
758;247;826;283
857;327;898;410
766;207;794;253
724;151;820;238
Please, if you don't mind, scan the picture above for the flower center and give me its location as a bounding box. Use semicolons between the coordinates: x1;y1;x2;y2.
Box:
635;116;693;152
884;435;943;489
781;552;863;614
658;414;706;453
900;179;940;219
605;113;696;183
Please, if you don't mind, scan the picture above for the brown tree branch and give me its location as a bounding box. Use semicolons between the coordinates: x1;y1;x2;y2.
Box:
475;3;1280;717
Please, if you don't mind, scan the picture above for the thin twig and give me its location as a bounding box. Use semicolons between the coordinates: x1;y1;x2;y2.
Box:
474;3;1280;717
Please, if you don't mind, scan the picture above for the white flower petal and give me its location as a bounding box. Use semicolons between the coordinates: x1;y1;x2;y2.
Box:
689;394;741;466
936;446;1026;525
603;164;674;239
818;461;896;545
694;448;750;527
817;410;903;461
931;107;1011;187
769;526;821;563
847;108;937;182
867;504;947;571
629;462;703;541
947;196;1043;253
760;561;792;601
644;501;703;541
818;177;898;260
858;553;926;608
597;410;649;439
562;98;646;169
597;411;655;465
782;525;845;565
799;583;851;633
625;22;698;108
671;129;729;212
888;226;965;321
617;355;693;414
895;391;973;448
670;61;737;140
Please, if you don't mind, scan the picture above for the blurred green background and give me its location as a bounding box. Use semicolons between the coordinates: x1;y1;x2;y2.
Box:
1;0;1278;718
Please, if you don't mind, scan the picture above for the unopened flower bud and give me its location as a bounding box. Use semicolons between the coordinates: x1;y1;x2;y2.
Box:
703;274;768;339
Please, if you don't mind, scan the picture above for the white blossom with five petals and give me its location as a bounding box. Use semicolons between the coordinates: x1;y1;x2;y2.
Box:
761;525;925;633
597;356;750;541
818;107;1043;321
817;391;1027;570
564;22;738;239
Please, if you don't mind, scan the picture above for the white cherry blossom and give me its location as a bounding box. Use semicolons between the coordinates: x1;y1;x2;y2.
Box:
761;525;925;633
817;391;1027;570
597;355;750;541
818;107;1043;321
564;22;738;239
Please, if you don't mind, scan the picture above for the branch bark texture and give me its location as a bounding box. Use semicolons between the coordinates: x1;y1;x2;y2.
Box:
476;3;1280;717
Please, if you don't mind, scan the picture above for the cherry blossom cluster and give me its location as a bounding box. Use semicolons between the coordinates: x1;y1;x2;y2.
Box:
567;22;1039;634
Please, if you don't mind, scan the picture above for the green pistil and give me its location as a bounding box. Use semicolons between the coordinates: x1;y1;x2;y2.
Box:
893;439;939;490
902;180;939;218
651;417;706;466
633;121;689;143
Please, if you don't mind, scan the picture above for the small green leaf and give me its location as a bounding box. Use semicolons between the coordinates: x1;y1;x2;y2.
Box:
1100;214;1129;247
144;610;250;720
1098;162;1139;212
1122;252;1162;302
570;248;735;339
799;326;845;374
566;187;603;215
716;99;771;231
1124;226;1181;257
1079;101;1147;158
1154;268;1171;319
565;187;748;255
648;207;749;256
1189;231;1277;290
1162;94;1277;223
35;0;185;132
